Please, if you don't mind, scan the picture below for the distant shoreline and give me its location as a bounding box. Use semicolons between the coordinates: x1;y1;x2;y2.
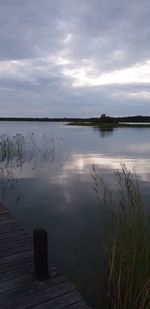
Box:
68;122;150;128
1;115;150;123
1;116;150;128
0;118;67;122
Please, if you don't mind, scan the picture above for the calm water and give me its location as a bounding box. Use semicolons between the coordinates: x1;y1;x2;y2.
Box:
0;121;150;302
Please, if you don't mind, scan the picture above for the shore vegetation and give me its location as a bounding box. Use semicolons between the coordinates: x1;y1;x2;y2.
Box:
92;165;150;308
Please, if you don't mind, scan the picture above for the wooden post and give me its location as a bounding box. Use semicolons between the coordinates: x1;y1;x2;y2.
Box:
33;228;49;280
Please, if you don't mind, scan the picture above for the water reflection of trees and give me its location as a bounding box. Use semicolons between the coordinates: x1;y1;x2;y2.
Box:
0;133;67;201
94;127;114;138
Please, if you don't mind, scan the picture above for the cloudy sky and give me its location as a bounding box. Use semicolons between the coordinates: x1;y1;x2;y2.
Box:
0;0;150;117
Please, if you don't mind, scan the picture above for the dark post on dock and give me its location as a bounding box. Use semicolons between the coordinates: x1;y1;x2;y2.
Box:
33;228;49;280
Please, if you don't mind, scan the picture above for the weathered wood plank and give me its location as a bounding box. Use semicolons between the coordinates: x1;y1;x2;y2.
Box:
0;229;29;240
0;272;34;293
66;301;90;308
0;245;32;258
0;237;32;248
0;223;24;234
0;250;33;266
0;276;68;306
0;281;75;307
28;291;84;309
0;260;58;282
0;270;63;295
0;208;9;214
0;260;58;279
0;262;33;282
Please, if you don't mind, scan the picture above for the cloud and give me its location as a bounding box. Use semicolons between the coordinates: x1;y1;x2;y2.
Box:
0;0;150;116
62;60;150;87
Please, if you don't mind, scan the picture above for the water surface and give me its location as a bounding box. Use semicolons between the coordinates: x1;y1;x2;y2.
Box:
0;121;150;303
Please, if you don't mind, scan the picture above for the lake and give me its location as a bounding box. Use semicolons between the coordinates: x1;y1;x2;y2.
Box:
0;121;150;304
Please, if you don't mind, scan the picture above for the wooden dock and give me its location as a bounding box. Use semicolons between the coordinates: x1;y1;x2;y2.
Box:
0;202;90;308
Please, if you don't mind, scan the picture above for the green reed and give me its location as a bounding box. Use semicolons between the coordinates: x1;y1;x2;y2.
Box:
92;164;150;309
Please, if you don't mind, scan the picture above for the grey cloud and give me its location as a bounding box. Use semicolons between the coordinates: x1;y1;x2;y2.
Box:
65;0;150;71
0;0;150;116
0;0;66;60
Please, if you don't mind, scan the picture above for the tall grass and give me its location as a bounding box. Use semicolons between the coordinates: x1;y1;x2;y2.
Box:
0;133;57;167
92;164;150;309
0;133;54;201
0;132;67;201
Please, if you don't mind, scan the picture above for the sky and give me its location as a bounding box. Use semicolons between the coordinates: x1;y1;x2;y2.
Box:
0;0;150;117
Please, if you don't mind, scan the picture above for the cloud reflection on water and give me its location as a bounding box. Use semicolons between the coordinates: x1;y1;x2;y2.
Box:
59;152;150;183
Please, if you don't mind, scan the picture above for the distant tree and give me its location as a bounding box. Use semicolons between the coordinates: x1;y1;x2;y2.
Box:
100;114;106;118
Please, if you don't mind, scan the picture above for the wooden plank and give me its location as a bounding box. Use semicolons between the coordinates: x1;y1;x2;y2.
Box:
28;291;83;309
0;208;9;214
0;260;58;279
0;234;32;250
0;257;56;277
0;236;32;247
0;275;68;305
66;301;90;308
0;229;30;240
0;236;32;248
0;264;61;293
0;272;34;293
0;250;33;266
0;262;33;282
0;281;75;307
0;217;16;225
0;212;15;219
0;258;33;274
0;223;24;234
0;244;32;258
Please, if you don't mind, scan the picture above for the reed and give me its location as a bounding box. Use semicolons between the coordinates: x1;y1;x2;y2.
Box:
0;133;58;201
92;164;150;308
0;133;57;166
